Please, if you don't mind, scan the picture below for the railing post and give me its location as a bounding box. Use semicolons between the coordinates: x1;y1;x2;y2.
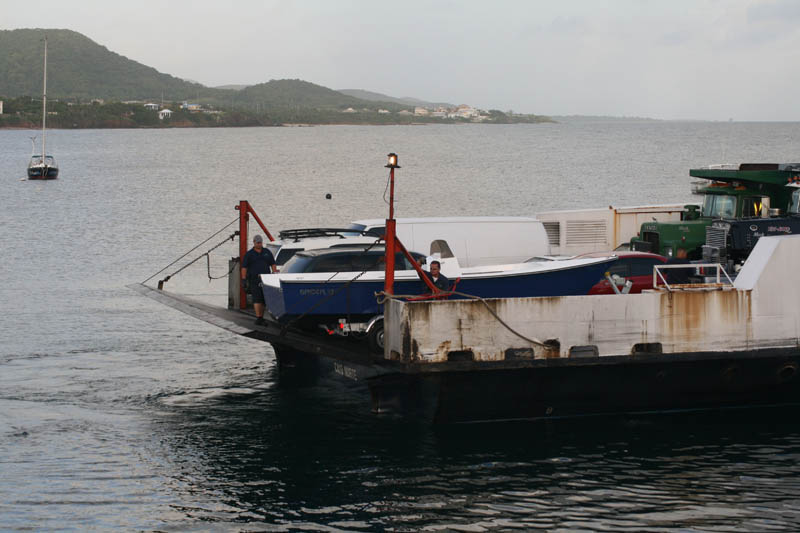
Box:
385;220;396;294
384;154;399;295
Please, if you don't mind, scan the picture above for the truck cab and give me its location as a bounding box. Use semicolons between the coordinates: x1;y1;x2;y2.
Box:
631;163;799;259
703;183;800;271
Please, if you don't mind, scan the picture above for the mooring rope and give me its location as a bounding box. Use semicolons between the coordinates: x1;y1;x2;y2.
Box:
376;290;547;347
154;231;238;287
207;253;237;281
142;216;239;285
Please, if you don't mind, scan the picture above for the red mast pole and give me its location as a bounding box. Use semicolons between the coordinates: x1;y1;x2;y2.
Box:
235;200;276;309
246;205;274;242
236;200;249;309
384;154;399;294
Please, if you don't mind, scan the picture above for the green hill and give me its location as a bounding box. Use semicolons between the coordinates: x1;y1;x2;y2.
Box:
0;29;410;111
0;28;215;101
231;79;408;111
0;28;552;126
338;89;453;109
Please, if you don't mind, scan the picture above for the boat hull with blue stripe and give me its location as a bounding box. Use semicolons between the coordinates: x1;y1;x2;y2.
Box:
261;257;617;323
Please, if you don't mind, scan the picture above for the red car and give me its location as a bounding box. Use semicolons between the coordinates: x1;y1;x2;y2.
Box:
577;251;668;295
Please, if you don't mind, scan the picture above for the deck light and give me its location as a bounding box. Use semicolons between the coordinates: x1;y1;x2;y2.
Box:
386;153;400;169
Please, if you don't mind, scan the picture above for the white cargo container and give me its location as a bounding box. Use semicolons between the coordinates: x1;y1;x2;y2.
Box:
536;204;691;256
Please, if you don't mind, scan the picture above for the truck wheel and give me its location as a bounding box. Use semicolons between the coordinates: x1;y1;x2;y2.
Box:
368;319;384;353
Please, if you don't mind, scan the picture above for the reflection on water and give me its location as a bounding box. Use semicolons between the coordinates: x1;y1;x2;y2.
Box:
150;374;800;530
3;123;800;530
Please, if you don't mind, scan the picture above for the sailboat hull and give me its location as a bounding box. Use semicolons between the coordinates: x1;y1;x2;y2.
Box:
27;165;59;179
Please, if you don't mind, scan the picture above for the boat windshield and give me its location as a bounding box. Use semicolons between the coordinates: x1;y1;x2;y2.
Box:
340;223;383;237
338;223;367;237
701;194;736;218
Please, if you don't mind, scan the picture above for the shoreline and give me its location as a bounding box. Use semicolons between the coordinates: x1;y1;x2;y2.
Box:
0;121;557;130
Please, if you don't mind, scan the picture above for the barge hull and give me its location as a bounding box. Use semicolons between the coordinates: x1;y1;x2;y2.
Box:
368;349;800;423
131;235;800;423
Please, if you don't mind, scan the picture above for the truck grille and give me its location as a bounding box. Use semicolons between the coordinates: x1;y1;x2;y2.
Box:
706;226;727;249
641;231;659;252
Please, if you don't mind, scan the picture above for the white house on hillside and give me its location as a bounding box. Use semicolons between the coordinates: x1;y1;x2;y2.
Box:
159;109;173;120
456;104;479;118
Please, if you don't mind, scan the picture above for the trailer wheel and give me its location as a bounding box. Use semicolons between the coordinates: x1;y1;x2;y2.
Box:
368;319;384;353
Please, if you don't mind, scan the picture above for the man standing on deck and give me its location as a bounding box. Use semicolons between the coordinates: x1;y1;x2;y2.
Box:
421;260;450;293
241;235;277;325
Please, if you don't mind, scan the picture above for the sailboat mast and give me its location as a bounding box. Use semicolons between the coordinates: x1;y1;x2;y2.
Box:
41;36;47;162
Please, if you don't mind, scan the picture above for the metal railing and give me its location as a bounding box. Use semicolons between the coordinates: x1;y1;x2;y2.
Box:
653;263;734;291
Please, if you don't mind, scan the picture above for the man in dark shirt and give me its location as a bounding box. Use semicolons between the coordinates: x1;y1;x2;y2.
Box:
241;235;276;325
421;260;450;293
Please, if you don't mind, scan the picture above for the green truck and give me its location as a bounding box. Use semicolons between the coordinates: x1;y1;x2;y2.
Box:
630;163;800;258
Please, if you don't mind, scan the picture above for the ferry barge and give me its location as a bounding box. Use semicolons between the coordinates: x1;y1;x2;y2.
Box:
133;156;800;422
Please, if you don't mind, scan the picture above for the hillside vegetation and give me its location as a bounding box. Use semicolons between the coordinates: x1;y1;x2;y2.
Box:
0;29;213;101
0;29;404;111
0;28;553;127
337;89;453;109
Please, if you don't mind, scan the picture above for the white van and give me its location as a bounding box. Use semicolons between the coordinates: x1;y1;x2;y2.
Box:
346;217;550;267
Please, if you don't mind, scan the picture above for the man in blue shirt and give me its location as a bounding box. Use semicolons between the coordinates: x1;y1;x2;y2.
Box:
241;235;276;325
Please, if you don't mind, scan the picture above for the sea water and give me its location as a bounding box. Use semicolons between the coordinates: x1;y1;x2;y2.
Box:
2;121;800;530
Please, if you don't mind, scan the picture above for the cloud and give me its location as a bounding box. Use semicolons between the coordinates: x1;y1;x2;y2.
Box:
747;0;800;23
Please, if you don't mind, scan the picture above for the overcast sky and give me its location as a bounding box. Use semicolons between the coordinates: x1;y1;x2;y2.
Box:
3;0;800;121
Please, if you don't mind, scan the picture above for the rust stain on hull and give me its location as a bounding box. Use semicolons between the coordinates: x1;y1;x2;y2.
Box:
660;289;752;351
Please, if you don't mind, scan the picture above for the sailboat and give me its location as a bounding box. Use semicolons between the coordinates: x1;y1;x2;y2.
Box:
27;36;59;180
